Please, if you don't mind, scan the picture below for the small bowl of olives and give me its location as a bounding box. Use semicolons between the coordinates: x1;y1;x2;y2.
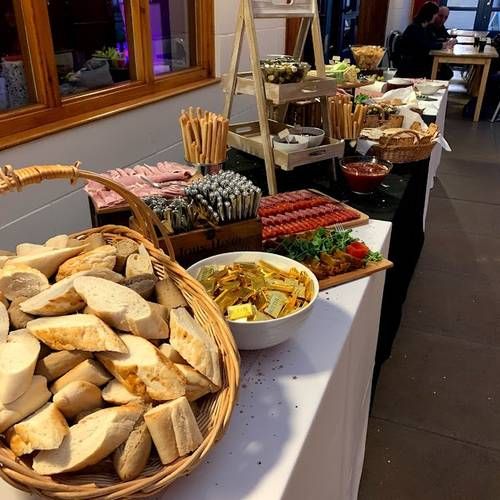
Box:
260;55;311;85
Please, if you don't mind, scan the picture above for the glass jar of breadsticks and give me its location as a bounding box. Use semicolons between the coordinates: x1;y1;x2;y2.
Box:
329;94;368;141
179;107;229;175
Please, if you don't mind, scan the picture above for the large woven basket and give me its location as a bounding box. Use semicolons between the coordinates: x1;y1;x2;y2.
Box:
0;163;240;499
369;129;436;163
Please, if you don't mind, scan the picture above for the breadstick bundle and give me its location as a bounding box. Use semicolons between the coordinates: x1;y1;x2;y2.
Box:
329;95;368;141
179;107;229;165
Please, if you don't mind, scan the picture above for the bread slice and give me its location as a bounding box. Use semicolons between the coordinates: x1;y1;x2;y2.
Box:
0;375;51;432
16;243;47;256
73;276;169;339
159;343;186;364
0;264;50;301
175;363;216;402
0;257;12;270
155;277;187;311
0;302;8;343
56;245;117;282
8;296;34;329
102;379;140;405
144;397;203;465
36;350;92;382
113;416;152;480
7;403;69;456
27;314;128;353
79;233;107;251
111;239;139;273
32;403;144;475
51;359;111;394
0;329;41;403
97;334;186;401
123;274;157;300
44;234;69;249
125;253;153;279
8;246;86;278
53;381;102;418
170;308;221;387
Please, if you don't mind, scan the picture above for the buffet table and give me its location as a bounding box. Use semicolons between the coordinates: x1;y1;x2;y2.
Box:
0;220;391;500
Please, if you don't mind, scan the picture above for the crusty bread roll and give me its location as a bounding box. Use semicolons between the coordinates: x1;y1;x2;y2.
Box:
51;359;111;394
8;296;34;329
0;264;50;301
113;416;152;481
0;375;51;432
36;350;92;382
8;246;86;278
102;379;140;405
175;363;216;402
155;277;187;311
97;334;186;401
125;253;154;279
74;276;169;340
111;239;139;273
0;329;41;403
53;380;102;418
7;403;68;456
0;302;8;343
56;245;117;281
33;403;144;475
144;397;203;465
27;314;128;353
159;343;186;364
170;307;221;387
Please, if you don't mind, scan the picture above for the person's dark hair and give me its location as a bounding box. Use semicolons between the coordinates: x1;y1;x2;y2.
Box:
414;1;439;24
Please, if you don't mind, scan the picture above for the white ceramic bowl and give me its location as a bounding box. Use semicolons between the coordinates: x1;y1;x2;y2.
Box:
187;251;320;350
290;126;326;147
272;134;309;153
414;81;443;95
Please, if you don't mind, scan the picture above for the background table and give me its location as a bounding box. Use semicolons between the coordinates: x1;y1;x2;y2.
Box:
430;44;498;121
0;221;392;500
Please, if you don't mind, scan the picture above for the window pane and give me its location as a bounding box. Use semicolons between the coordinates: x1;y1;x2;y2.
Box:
0;1;35;111
150;0;196;76
489;11;500;31
447;10;477;29
447;0;478;7
47;0;131;97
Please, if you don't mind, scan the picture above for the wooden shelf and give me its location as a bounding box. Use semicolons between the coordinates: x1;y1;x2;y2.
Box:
252;0;314;18
222;73;337;105
228;120;345;171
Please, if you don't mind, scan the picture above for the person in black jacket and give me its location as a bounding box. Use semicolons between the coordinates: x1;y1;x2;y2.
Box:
397;2;455;79
430;6;451;41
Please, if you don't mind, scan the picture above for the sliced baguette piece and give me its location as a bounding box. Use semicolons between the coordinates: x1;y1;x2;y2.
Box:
79;233;107;251
125;253;154;279
170;307;221;388
155;276;187;311
0;264;50;301
102;379;140;405
0;257;12;270
0;375;51;432
8;296;34;329
16;243;47;256
33;403;144;475
144;397;203;464
36;350;92;381
45;234;69;249
159;343;186;364
73;276;169;339
0;302;8;343
56;245;117;282
51;359;111;394
0;250;14;256
27;314;128;353
7;403;69;456
113;416;152;480
123;274;157;300
53;381;103;418
175;363;216;402
8;246;86;278
97;334;186;401
0;329;41;403
111;239;139;273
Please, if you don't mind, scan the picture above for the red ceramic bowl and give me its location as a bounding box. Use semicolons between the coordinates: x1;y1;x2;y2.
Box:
340;156;393;194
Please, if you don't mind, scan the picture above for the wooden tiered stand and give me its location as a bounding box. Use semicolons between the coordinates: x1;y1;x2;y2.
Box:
223;0;344;195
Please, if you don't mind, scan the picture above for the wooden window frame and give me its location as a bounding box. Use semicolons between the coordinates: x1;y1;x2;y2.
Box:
0;0;216;150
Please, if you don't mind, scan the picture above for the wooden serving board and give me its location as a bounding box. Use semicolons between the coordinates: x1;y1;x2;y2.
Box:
318;258;393;291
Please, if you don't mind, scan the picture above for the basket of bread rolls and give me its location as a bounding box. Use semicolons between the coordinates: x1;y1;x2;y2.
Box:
0;163;240;499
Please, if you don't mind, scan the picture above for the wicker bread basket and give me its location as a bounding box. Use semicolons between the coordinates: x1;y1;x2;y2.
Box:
0;163;240;499
368;129;436;163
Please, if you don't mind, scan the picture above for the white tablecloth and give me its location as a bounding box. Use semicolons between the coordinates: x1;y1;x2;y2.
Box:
0;220;392;500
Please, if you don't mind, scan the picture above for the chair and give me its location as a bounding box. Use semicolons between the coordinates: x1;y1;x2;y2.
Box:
387;30;403;69
491;99;500;122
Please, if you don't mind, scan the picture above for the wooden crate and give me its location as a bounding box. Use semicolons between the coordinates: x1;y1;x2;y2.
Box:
228;120;345;171
131;217;263;268
252;0;314;17
222;73;337;105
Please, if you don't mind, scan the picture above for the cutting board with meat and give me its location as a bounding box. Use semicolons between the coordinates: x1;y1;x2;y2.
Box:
259;189;369;240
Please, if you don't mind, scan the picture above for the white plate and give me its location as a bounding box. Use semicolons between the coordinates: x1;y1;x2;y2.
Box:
387;78;412;86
